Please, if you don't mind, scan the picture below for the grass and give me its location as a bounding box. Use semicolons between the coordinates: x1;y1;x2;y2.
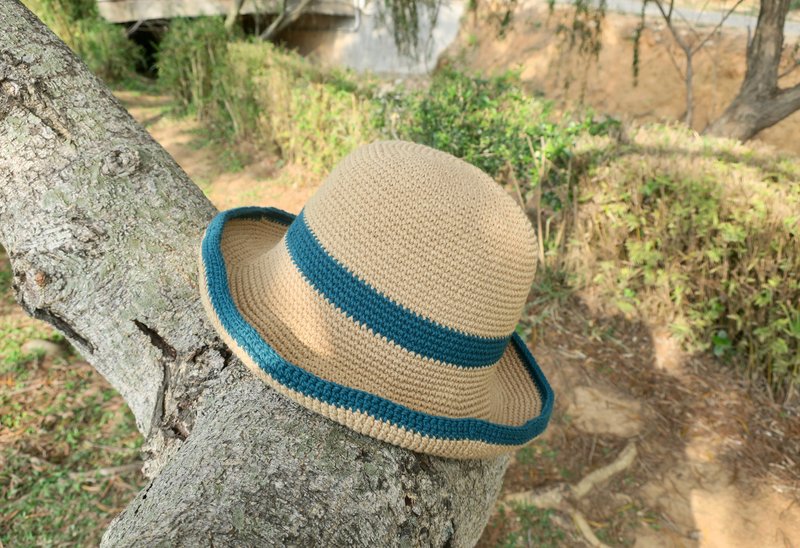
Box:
0;248;144;546
497;504;566;547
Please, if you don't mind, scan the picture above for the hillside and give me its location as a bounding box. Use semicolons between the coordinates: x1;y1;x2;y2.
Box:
444;0;800;155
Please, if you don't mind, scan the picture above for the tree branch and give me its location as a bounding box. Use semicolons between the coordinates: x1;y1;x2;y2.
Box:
691;0;746;54
0;1;509;545
259;0;314;41
224;0;246;31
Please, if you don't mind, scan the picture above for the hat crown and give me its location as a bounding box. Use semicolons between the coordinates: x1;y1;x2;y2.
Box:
294;141;537;348
199;140;554;458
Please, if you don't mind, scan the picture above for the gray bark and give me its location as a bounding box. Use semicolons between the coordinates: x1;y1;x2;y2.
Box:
704;0;800;140
0;1;508;546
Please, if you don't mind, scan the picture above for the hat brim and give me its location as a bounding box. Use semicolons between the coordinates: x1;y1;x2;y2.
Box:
199;207;554;459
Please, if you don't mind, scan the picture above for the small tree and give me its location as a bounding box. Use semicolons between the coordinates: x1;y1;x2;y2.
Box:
638;0;745;127
704;0;800;140
556;0;800;141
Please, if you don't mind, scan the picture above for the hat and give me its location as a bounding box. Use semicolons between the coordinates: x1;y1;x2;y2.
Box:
198;141;553;459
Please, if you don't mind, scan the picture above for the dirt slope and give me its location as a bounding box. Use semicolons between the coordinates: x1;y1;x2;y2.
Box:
446;0;800;155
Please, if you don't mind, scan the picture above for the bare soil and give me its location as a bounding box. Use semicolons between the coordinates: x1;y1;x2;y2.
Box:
479;294;800;546
445;0;800;156
118;92;317;214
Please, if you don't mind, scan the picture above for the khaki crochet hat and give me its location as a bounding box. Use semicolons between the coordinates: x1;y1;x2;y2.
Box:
198;141;553;459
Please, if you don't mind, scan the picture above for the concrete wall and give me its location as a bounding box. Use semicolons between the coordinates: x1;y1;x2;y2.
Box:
282;0;465;74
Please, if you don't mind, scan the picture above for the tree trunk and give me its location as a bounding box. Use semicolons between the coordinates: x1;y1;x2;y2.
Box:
224;0;246;31
704;0;800;140
0;2;508;546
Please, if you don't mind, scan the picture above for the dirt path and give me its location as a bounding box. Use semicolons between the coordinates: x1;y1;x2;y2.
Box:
481;297;800;547
117;91;317;214
117;91;800;547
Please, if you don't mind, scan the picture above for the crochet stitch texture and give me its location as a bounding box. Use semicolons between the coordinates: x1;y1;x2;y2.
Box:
198;141;554;459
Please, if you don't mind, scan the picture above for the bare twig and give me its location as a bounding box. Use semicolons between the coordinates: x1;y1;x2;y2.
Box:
570;509;610;548
691;0;746;54
259;0;314;41
573;442;638;498
503;442;638;547
224;0;245;31
68;462;143;481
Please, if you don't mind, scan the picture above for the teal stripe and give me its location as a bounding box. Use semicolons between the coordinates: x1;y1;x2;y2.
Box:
201;207;554;446
285;211;510;367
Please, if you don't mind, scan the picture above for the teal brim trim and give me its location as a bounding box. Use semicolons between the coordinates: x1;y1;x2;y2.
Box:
201;206;554;447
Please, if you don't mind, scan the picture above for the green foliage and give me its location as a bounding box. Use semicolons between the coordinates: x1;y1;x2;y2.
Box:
381;69;616;196
23;0;141;84
567;130;800;398
499;503;566;547
158;19;376;173
72;18;143;83
157;17;232;118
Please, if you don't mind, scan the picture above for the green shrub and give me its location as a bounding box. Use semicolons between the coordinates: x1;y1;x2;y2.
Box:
244;44;375;173
157;17;231;118
23;0;141;84
72;18;143;82
379;69;616;194
158;21;376;173
566;128;800;397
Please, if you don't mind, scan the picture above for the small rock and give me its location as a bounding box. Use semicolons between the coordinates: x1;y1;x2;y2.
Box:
567;386;644;437
21;338;65;359
609;492;634;508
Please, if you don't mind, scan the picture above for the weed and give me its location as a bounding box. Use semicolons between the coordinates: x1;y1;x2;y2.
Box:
379;68;615;195
158;22;375;173
500;503;566;547
565;126;800;398
23;0;142;83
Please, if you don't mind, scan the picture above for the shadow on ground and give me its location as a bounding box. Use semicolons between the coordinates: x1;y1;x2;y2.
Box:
479;293;800;547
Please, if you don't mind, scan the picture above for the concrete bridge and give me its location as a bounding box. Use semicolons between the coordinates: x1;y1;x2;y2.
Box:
97;0;465;75
97;0;355;23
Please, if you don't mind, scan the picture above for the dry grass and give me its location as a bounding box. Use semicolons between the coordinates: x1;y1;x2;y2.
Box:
0;248;144;547
564;123;800;400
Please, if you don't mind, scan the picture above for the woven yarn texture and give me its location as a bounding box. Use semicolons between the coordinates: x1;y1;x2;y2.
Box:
199;141;553;458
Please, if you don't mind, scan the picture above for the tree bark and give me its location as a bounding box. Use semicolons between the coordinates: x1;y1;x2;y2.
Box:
704;0;800;140
0;1;508;546
225;0;246;31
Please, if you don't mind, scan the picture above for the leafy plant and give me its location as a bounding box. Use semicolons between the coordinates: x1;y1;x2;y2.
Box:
157;17;232;119
158;21;376;173
500;503;566;547
23;0;141;83
566;128;800;399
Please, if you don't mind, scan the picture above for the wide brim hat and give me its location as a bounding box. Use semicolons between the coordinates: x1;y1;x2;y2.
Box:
199;141;553;459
